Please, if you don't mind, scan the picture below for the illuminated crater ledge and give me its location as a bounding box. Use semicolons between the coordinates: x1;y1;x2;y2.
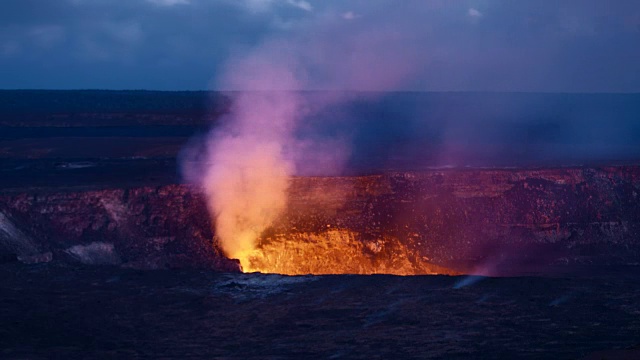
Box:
233;229;459;276
2;167;640;274
216;167;640;276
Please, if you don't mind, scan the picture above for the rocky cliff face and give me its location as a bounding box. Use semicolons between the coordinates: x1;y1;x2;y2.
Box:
273;167;640;274
0;185;239;271
1;166;640;275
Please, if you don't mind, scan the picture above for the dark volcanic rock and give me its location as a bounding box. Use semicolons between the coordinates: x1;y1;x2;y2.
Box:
267;166;640;274
1;166;640;274
0;185;240;272
323;167;638;270
1;263;639;359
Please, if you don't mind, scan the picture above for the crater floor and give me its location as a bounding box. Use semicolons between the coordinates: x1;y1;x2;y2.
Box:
1;263;639;359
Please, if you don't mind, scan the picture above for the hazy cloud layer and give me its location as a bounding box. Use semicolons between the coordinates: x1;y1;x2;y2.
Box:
0;0;639;91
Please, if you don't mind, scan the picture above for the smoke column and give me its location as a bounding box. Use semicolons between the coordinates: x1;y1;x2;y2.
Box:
198;41;306;267
182;12;422;270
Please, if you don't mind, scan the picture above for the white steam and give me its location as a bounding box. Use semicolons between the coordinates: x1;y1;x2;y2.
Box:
182;12;423;266
198;42;306;262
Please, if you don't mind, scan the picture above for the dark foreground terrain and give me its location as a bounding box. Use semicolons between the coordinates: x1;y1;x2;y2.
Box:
1;263;639;359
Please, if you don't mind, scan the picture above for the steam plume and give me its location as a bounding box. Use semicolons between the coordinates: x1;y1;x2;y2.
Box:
201;43;304;264
182;13;420;269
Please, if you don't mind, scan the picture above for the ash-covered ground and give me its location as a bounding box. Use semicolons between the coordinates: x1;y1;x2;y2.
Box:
1;263;639;359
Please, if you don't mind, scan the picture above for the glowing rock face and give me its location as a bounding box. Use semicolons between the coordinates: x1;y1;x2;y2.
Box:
213;167;640;276
236;229;458;275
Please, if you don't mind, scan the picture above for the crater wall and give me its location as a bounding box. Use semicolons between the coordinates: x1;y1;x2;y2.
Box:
1;166;639;274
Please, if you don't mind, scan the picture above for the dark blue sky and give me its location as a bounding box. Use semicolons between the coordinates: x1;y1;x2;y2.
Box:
1;0;639;91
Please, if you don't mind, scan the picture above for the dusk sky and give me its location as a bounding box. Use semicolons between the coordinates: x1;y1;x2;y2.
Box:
1;0;639;92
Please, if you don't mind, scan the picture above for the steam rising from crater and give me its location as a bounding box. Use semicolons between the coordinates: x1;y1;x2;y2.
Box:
181;14;421;269
204;66;302;262
198;44;307;265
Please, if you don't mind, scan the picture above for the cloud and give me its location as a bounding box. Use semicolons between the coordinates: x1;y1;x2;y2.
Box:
103;21;143;44
342;11;360;20
286;0;312;12
146;0;190;6
29;25;66;49
233;0;313;13
239;0;274;13
1;41;20;57
76;21;143;61
1;0;640;91
468;8;482;18
271;17;300;30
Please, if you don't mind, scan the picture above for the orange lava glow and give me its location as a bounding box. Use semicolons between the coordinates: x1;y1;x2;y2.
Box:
233;229;459;276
